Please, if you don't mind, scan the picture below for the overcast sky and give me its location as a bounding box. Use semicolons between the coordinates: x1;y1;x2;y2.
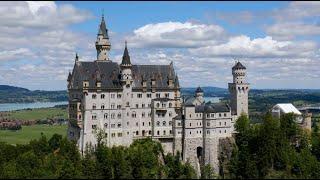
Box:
0;1;319;90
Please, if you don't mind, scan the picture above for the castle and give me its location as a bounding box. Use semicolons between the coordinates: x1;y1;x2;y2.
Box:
67;15;249;174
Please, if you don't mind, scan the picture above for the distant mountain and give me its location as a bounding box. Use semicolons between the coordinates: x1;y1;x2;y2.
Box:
0;85;67;103
1;85;320;105
0;85;30;93
181;86;228;97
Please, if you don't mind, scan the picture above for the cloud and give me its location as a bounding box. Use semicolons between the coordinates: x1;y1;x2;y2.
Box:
0;48;36;62
189;35;318;58
272;1;320;22
0;1;92;29
0;1;94;90
126;21;226;48
266;22;320;40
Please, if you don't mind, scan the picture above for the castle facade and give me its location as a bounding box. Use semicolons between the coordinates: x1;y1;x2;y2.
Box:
67;16;249;174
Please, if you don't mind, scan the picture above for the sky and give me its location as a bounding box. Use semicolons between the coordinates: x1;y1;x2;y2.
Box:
0;1;320;90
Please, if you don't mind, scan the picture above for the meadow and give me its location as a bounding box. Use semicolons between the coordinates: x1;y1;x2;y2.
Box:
9;107;68;121
0;124;67;144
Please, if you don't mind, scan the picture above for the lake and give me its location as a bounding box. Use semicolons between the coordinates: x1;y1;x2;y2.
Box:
0;97;222;112
0;101;68;112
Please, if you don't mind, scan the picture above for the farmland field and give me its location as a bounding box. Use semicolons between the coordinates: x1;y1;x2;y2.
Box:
9;107;68;121
0;124;67;144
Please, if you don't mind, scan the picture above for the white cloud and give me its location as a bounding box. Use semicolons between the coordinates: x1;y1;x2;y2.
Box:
127;21;225;48
266;22;320;40
189;35;317;58
0;48;36;61
0;1;92;29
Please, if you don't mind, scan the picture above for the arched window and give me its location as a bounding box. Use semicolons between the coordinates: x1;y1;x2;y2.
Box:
104;113;108;119
157;103;160;108
169;121;172;126
92;94;96;99
132;111;136;118
111;113;115;119
118;113;121;119
169;103;172;108
92;103;96;110
157;121;160;126
101;94;105;99
104;123;108;128
169;112;172;117
101;104;105;109
142;112;145;118
163;121;166;126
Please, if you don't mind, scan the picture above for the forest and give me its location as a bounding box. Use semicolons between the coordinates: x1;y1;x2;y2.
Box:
222;113;320;179
0;134;199;179
1;113;320;179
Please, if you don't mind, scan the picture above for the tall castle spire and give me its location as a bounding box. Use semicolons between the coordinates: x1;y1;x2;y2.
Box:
95;13;111;61
121;41;131;66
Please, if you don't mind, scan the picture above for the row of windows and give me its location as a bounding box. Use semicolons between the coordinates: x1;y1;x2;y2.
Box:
189;121;227;127
190;113;228;118
92;93;122;99
90;130;173;137
156;102;173;108
188;129;228;135
92;103;155;109
156;112;172;118
156;121;172;126
92;103;121;110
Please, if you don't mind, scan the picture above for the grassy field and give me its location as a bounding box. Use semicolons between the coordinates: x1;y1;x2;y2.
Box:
9;107;68;121
0;124;67;144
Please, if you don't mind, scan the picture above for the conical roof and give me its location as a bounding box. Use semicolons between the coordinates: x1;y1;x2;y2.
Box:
195;86;203;93
121;41;131;66
98;15;109;39
232;61;246;70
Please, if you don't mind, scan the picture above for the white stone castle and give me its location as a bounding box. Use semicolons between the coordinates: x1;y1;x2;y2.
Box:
67;16;249;174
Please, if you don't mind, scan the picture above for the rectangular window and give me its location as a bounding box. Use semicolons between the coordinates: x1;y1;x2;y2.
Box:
111;94;115;99
156;93;160;98
147;94;152;98
165;93;169;98
136;104;139;108
137;94;142;98
92;94;96;99
117;94;121;98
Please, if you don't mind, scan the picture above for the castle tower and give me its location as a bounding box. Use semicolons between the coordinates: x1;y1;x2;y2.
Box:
195;86;204;104
120;41;133;86
228;61;250;116
95;14;111;61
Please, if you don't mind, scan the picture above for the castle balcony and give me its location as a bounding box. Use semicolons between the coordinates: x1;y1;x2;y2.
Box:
154;135;174;139
155;107;167;112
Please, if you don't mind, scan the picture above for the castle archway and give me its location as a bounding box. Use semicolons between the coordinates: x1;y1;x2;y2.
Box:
197;146;203;159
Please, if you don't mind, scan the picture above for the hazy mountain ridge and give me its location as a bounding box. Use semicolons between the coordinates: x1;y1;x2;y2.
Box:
1;85;320;106
0;85;67;103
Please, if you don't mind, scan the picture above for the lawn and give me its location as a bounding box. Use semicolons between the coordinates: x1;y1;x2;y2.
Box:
0;124;67;144
9;107;68;121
